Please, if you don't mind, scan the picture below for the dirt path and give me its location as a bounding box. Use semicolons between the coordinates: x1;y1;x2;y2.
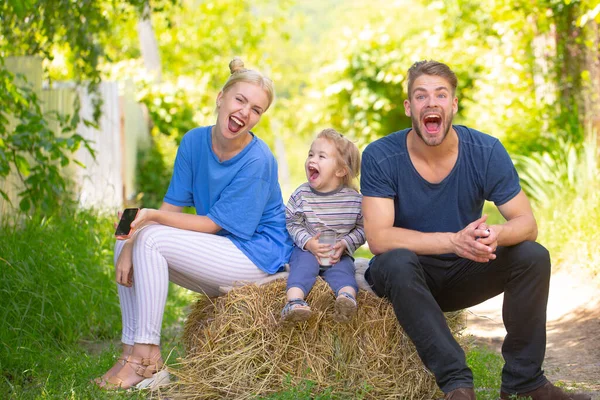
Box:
465;268;600;398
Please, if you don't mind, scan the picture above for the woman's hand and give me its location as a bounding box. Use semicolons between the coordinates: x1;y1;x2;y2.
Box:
129;208;156;234
115;241;134;287
329;240;347;265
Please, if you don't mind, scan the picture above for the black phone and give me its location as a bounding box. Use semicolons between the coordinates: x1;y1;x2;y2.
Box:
114;208;140;238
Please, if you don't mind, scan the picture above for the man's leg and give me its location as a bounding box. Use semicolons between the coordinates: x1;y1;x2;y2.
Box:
367;248;473;392
432;241;551;393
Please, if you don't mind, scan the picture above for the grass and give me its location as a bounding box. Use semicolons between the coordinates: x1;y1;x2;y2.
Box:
0;208;190;399
467;345;504;399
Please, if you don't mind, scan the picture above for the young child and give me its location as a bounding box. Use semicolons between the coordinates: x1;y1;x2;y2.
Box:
282;128;365;323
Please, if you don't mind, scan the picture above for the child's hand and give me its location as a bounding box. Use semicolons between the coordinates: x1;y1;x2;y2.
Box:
329;240;347;264
305;234;334;260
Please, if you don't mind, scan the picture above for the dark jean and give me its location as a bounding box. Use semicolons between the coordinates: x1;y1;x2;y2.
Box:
287;246;358;296
365;241;551;393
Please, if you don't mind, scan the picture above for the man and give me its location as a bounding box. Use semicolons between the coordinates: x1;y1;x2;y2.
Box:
359;60;590;400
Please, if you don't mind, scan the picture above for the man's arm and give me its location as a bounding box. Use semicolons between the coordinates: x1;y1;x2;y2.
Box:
363;196;495;262
363;196;453;255
484;190;538;247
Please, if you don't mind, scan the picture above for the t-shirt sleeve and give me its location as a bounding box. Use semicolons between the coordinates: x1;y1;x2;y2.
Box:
164;134;194;207
285;189;312;249
484;141;521;206
206;160;272;241
360;150;396;198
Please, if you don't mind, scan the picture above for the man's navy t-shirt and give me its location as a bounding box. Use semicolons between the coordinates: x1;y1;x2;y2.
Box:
360;125;521;237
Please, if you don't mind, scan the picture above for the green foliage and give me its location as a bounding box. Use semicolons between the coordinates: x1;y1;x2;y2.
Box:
514;134;600;272
0;64;90;212
308;2;487;144
0;0;169;214
135;135;173;209
513;137;598;206
137;76;213;144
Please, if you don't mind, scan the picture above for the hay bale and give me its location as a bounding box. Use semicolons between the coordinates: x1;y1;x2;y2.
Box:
168;278;465;399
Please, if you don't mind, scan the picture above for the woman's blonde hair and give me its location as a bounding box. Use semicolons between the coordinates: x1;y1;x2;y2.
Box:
221;57;275;111
316;128;361;191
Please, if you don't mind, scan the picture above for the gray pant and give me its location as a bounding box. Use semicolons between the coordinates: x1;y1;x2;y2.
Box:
286;246;358;297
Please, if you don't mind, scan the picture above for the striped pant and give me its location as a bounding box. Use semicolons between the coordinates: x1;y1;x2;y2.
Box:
114;224;269;345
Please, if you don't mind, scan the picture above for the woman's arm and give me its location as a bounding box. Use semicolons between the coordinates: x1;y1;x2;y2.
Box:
130;202;221;235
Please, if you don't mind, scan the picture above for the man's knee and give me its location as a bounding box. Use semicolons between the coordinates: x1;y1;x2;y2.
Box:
508;241;551;277
371;248;421;285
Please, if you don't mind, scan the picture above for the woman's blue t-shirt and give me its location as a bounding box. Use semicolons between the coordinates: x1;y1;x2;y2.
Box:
164;126;292;274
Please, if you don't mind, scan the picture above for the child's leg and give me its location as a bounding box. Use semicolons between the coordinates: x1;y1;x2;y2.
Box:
282;246;320;322
322;255;359;296
322;255;359;322
286;246;320;300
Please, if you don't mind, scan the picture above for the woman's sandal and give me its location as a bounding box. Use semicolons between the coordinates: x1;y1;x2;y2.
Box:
93;355;128;386
334;291;357;323
281;298;312;323
103;355;170;391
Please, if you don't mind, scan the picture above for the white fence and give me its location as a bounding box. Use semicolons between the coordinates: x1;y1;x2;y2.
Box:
0;57;149;221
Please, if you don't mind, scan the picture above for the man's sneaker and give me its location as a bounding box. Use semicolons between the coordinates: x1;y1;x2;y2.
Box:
500;381;591;400
444;387;476;400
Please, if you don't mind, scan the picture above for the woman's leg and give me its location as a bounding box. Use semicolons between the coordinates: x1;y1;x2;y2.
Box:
95;241;135;386
103;225;269;388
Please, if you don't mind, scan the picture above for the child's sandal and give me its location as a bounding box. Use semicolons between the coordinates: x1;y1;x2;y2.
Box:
334;291;357;323
281;298;312;323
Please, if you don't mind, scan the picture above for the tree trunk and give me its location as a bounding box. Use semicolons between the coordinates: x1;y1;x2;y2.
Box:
137;2;162;83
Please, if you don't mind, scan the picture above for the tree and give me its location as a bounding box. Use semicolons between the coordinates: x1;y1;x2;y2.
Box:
0;0;171;212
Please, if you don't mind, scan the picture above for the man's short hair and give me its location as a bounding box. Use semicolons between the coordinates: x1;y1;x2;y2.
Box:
406;60;458;97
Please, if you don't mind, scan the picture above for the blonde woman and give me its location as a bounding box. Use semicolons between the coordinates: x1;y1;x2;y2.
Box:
96;58;292;390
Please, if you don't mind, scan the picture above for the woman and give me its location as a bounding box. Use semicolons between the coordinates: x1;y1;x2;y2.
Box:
97;58;293;390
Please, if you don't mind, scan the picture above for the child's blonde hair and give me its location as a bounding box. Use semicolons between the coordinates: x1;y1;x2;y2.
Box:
316;128;361;191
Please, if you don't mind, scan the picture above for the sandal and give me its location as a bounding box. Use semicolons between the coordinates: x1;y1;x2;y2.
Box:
281;298;312;323
104;355;170;391
93;354;130;387
334;291;357;323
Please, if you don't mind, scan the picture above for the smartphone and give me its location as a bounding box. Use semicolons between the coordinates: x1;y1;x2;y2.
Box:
114;208;140;239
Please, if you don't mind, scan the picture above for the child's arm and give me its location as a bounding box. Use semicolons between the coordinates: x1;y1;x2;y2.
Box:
285;190;312;249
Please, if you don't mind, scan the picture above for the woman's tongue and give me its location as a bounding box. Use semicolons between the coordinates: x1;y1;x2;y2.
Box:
228;116;243;133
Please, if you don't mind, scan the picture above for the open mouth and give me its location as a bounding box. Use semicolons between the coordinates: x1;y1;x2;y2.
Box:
228;116;245;133
423;113;442;134
307;165;320;181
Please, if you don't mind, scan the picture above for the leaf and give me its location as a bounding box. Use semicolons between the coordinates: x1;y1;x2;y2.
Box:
19;197;31;212
0;189;10;202
14;155;31;177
